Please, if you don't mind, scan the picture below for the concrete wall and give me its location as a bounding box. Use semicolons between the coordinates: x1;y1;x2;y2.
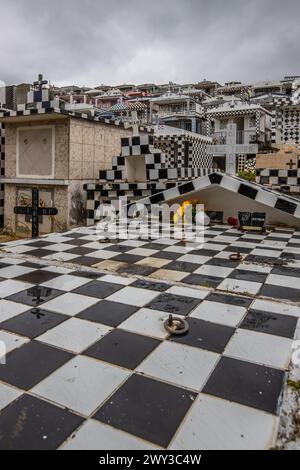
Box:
4;118;70;180
69;118;131;180
256;145;300;169
169;186;300;228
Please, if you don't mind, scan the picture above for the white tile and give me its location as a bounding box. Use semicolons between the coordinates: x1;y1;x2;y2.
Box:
0;280;33;298
241;234;266;240
152;238;178;246
163;245;193;254
170;394;279;450
61;420;157;450
266;274;300;290
100;274;135;286
0;330;30;357
269;232;292;239
0;299;31;321
138;342;219;391
0;257;25;265
119;308;169;339
41;275;90;292
40;266;74;274
261;240;287;249
191;301;246;327
0;265;35;279
224;329;292;369
44;252;80;262
43;236;72;244
87;250;118;260
37;318;111;353
218;278;261;296
251;299;300;318
41;293;98;315
236;263;271;274
201;243;227;251
107;286;159;307
5;245;37;254
43;243;77;252
32;355;129;416
178;254;210;265
166;286;209;300
118;240;147;247
83;241;115;250
126;248;159;257
250;248;281;258
0;383;23;411
194;265;234;278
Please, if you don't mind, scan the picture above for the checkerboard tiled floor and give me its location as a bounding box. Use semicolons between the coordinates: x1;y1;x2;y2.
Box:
0;223;299;449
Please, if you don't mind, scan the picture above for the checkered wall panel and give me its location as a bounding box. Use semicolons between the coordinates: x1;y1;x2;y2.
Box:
137;172;300;221
0;123;5;227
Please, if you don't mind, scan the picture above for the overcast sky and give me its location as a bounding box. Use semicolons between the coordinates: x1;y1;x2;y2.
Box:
0;0;299;87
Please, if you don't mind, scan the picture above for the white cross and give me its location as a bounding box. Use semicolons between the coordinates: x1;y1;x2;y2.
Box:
207;123;258;175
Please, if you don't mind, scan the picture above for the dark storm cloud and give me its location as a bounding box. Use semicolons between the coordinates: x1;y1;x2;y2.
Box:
0;0;299;87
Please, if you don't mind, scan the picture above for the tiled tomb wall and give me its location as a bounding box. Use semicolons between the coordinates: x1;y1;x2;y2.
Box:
0;123;5;227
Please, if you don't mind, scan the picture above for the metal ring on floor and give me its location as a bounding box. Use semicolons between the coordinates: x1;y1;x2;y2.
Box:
164;315;189;336
229;253;243;261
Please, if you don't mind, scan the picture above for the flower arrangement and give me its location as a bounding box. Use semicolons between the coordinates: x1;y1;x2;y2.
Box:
173;200;200;224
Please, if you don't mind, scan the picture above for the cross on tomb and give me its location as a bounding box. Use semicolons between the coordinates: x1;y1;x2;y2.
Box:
14;188;58;238
286;159;296;170
32;74;48;102
207;123;258;175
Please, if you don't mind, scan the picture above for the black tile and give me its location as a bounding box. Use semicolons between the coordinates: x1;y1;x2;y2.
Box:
0;341;73;390
118;265;156;276
147;293;201;316
0;395;83;450
93;374;196;447
245;255;280;265
63;233;88;238
63;239;91;246
259;284;300;303
224;245;253;254
14;270;61;285
0;310;68;339
152;251;181;260
142;243;167;251
74;256;103;266
240;309;298;339
205;258;240;268
84;329;160;369
163;261;199;273
73;280;123;299
189;249;217;257
281;252;300;261
0;262;9;269
19;262;47;269
65;247;94;256
131;279;169;292
203;357;286;415
102;244;132;253
7;286;64;306
26;240;56;248
26;249;56;258
275;198;297;215
229;269;268;283
77;300;138;327
170;318;234;353
205;292;252;308
271;266;300;278
113;254;144;264
71;270;104;280
184;274;223;288
238;184;258;200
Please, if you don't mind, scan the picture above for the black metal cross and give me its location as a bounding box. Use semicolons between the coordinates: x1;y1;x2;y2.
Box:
14;188;58;238
33;74;48;92
286;159;296;170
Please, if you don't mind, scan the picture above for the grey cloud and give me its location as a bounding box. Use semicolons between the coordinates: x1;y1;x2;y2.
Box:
0;0;299;87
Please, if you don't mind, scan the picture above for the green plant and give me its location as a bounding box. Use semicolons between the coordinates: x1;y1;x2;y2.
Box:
238;169;255;182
